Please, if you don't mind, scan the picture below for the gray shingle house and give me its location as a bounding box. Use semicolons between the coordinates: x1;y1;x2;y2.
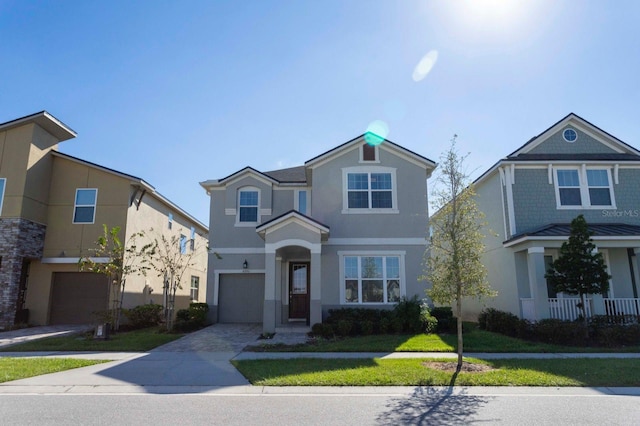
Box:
470;113;640;321
200;134;436;332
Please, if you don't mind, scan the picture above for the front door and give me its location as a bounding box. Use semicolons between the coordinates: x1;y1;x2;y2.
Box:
289;262;310;323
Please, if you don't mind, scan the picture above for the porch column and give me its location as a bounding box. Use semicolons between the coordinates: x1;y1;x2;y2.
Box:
274;256;283;326
310;246;322;326
263;252;277;333
634;248;640;298
590;248;605;315
527;247;549;320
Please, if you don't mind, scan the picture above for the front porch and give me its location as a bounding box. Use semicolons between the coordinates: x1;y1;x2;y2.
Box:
521;296;640;321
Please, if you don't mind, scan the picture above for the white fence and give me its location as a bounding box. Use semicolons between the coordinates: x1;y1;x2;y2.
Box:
604;298;640;317
548;298;592;321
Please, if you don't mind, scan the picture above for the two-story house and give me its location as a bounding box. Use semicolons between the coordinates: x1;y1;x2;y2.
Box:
470;113;640;321
0;111;208;328
201;134;436;333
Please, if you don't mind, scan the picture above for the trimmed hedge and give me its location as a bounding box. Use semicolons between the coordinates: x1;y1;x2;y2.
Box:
478;308;640;347
124;304;164;329
313;297;440;338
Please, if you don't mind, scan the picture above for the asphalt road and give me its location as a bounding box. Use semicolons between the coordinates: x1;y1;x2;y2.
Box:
1;389;639;425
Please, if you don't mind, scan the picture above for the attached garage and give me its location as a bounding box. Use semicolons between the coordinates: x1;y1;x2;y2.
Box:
218;273;264;323
49;272;109;325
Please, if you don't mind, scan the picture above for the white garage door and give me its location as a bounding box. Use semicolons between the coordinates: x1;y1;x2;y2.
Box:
218;273;264;323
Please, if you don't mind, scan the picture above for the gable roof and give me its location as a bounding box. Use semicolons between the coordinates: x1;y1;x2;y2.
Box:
200;166;280;189
474;113;640;186
53;151;208;232
263;166;307;183
305;133;437;171
508;113;640;158
0;111;76;142
256;210;330;239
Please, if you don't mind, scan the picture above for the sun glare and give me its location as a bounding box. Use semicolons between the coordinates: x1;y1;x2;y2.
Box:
449;0;534;38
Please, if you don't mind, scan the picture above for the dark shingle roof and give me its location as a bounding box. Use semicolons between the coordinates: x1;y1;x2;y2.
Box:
508;153;640;161
507;223;640;243
263;166;307;183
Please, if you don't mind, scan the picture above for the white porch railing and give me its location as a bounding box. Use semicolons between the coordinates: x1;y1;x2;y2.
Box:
604;298;640;317
548;298;592;321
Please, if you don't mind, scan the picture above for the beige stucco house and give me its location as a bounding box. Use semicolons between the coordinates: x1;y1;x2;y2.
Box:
0;111;208;328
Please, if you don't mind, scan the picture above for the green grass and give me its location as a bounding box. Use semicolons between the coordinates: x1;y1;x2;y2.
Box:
0;357;108;383
0;327;183;352
253;325;640;353
233;357;640;387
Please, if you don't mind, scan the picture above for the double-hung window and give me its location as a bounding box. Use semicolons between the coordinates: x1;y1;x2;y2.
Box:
190;276;200;301
180;234;188;254
238;188;259;223
73;188;97;223
0;178;5;216
190;227;196;251
342;254;403;304
343;167;397;213
555;167;615;209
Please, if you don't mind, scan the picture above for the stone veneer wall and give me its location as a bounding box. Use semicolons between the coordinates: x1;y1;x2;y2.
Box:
0;218;46;329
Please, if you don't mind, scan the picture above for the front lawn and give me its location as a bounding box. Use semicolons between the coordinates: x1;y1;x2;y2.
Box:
252;325;640;353
233;357;640;387
0;358;108;383
0;327;183;352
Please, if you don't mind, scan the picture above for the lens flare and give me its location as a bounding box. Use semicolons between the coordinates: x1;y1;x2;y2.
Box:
412;50;439;82
365;120;389;146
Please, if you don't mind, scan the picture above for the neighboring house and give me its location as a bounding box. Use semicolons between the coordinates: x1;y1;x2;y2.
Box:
470;113;640;322
0;111;208;328
201;134;436;332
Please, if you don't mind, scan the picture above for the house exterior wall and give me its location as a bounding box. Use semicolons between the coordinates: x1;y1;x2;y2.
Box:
511;168;640;234
527;128;618;155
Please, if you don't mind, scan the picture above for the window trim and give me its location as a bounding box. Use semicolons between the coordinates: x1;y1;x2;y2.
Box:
190;227;196;251
236;186;261;226
0;178;5;216
180;234;188;255
72;188;98;224
553;166;616;210
295;189;310;215
342;166;398;214
190;275;200;301
338;251;406;305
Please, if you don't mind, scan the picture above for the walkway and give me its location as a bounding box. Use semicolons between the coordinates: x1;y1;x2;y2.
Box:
0;325;93;349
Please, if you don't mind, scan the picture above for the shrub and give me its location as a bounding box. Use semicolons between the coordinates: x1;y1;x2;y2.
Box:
390;316;404;333
393;296;422;333
336;319;353;337
430;307;456;333
311;323;324;336
124;304;164;329
360;320;374;336
533;319;587;346
478;308;520;337
173;303;210;332
420;304;438;334
378;317;390;334
320;323;335;339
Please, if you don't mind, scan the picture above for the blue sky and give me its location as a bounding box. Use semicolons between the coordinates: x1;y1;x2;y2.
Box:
2;0;639;225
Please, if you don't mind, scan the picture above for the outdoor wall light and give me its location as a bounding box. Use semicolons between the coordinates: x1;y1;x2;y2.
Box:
243;260;248;270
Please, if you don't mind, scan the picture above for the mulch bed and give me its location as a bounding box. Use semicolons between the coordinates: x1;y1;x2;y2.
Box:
422;361;495;373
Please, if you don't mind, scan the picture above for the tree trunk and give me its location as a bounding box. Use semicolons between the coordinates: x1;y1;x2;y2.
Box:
456;292;463;372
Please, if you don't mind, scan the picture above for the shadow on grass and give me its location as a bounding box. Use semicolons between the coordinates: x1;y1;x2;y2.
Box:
376;385;491;425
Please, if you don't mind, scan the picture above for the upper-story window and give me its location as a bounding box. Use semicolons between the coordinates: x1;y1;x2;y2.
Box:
0;178;5;216
168;213;173;230
180;234;188;254
361;143;378;162
554;167;615;209
238;187;259;224
342;167;398;214
190;226;196;251
296;190;309;215
73;188;97;224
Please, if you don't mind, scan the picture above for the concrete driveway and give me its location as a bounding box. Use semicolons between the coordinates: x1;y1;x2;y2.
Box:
0;323;271;394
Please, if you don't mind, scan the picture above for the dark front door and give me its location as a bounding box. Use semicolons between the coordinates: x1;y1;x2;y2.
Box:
289;262;310;323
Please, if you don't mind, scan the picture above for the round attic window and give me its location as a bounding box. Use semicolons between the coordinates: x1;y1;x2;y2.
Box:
563;128;578;143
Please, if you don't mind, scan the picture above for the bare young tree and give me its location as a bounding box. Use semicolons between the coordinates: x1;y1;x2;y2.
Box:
79;225;154;330
425;137;495;371
142;228;203;331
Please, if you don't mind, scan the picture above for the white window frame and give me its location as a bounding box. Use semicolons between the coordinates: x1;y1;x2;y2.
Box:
190;227;196;251
236;186;261;226
338;251;406;305
0;178;6;216
295;189;310;215
73;188;98;224
190;275;200;301
180;234;187;254
553;166;616;210
342;166;398;214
